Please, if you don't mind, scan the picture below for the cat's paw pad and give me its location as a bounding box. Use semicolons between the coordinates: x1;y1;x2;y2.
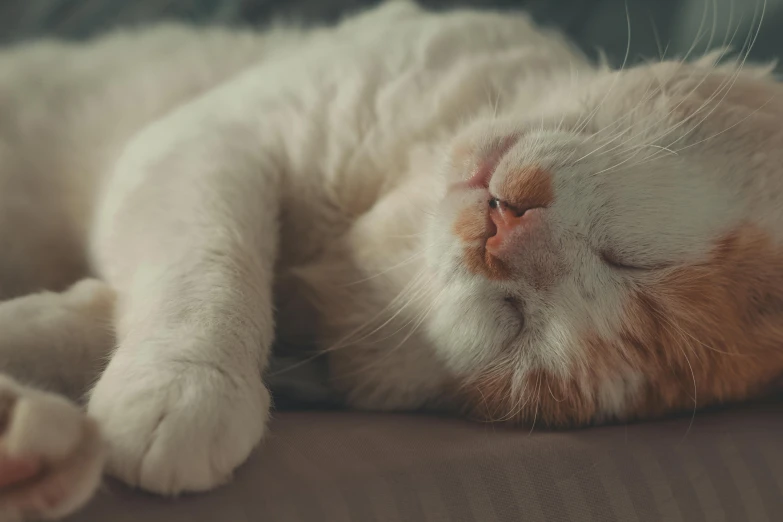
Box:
0;376;105;521
88;362;269;495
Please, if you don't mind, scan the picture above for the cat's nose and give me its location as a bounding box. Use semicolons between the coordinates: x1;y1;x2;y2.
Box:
486;198;545;255
485;166;553;255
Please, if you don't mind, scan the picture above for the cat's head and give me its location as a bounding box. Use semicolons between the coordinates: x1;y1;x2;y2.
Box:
427;57;783;427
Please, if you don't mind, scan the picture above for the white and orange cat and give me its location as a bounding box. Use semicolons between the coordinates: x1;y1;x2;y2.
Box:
0;0;782;519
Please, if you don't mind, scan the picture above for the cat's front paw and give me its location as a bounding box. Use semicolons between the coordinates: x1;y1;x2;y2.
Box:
87;359;268;495
0;376;105;522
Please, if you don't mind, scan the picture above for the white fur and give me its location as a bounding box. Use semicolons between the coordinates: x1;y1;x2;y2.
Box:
595;371;645;420
0;1;781;519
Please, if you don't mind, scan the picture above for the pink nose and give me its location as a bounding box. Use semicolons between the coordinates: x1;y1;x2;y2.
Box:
486;199;543;255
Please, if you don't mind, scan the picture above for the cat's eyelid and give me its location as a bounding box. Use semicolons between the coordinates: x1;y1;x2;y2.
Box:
599;249;668;272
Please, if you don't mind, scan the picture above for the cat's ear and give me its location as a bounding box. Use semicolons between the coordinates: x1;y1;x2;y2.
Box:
671;59;783;153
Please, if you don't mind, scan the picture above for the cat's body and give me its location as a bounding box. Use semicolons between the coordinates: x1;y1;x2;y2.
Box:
0;1;583;400
1;1;782;520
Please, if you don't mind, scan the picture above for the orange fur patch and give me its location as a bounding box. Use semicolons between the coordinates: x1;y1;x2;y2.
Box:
455;225;783;428
453;205;489;243
498;167;554;210
457;365;598;428
626;226;783;417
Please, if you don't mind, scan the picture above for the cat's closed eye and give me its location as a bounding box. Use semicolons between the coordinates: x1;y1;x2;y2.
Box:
600;248;669;271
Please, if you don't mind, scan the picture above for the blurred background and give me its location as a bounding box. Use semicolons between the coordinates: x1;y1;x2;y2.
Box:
1;0;782;69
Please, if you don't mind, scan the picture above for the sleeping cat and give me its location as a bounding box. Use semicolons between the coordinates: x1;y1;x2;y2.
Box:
1;0;782;519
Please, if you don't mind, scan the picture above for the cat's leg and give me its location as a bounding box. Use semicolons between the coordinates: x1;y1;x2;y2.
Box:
87;112;281;495
0;279;115;400
0;279;114;521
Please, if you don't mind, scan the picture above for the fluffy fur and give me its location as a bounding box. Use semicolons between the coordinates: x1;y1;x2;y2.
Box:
0;1;781;519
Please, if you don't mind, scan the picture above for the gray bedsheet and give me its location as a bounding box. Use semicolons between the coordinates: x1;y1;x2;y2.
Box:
65;399;783;522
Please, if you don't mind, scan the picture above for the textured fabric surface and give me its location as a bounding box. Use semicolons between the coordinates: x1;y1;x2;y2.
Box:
65;400;783;522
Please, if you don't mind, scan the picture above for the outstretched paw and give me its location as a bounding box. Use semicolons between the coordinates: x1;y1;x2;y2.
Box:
0;376;105;521
89;360;269;495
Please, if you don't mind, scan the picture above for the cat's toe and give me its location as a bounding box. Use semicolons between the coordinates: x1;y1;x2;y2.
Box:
88;362;269;495
0;376;105;522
